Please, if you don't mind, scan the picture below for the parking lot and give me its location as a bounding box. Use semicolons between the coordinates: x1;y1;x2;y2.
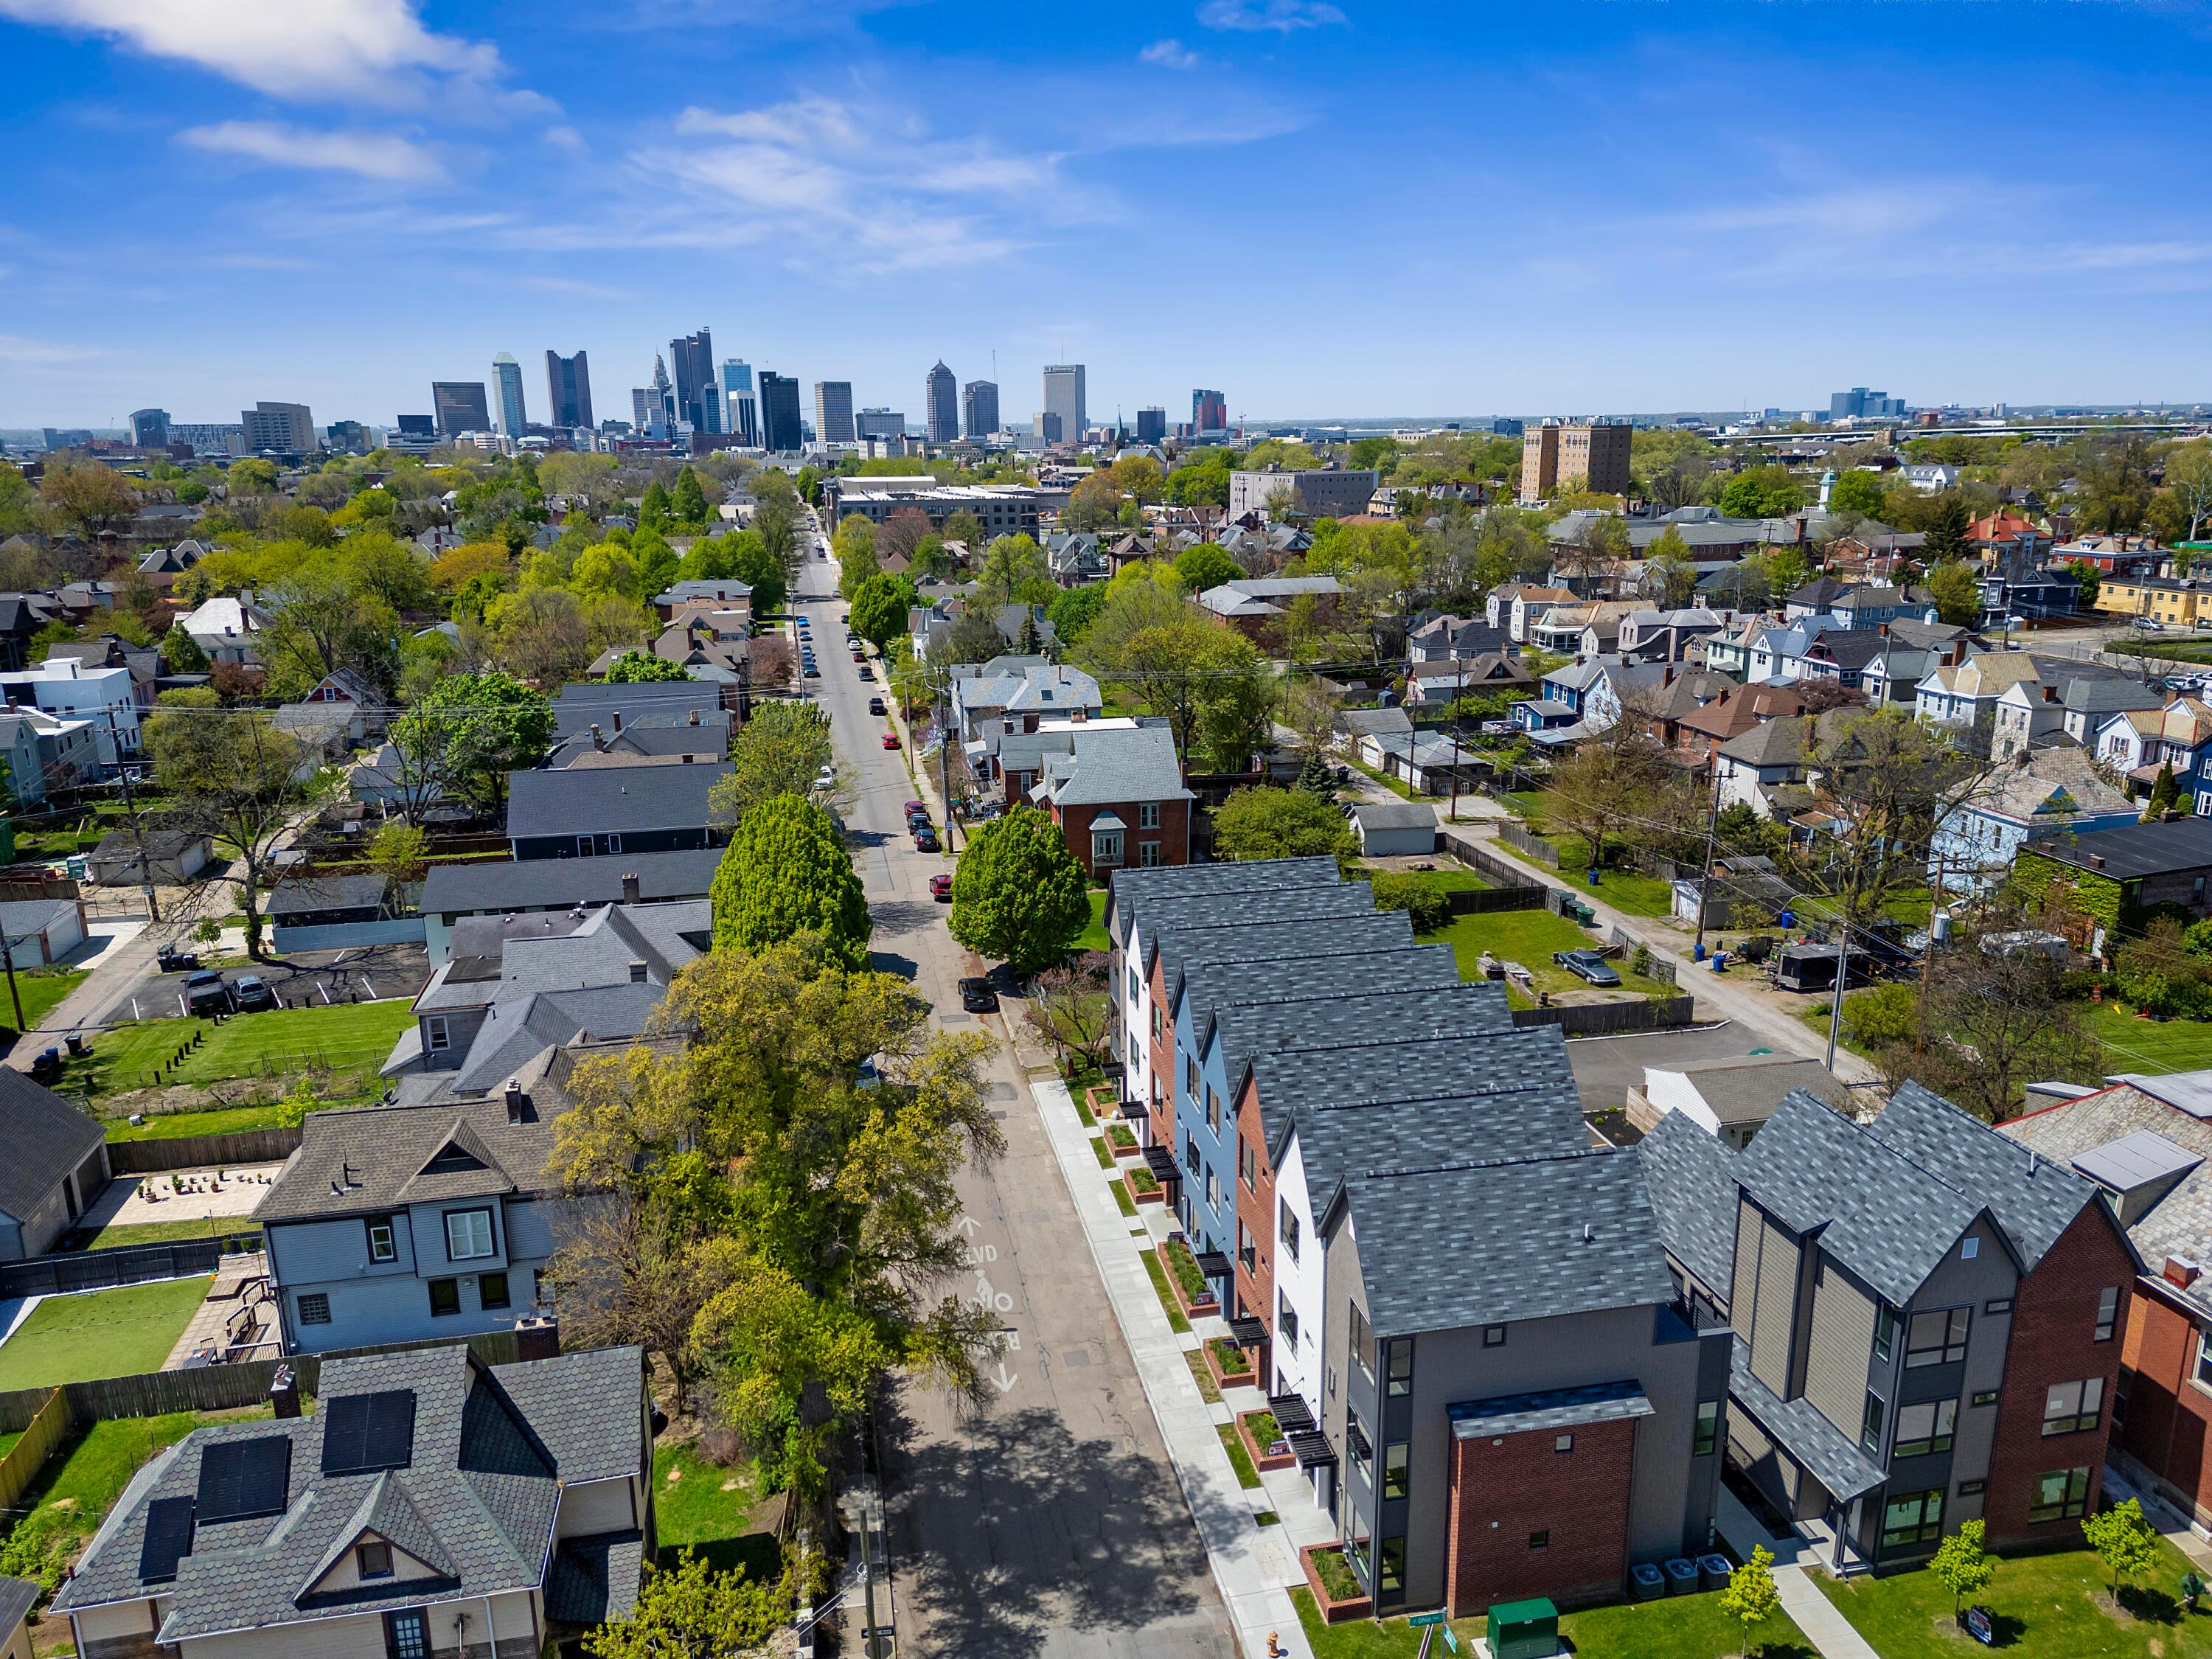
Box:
114;941;431;1023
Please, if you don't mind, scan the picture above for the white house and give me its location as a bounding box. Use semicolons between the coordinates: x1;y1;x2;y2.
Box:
178;593;271;667
0;658;141;770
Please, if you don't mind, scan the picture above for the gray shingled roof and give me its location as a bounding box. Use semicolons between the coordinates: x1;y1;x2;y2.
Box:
1198;978;1503;1092
1041;723;1191;808
1107;855;1338;942
1157;911;1416;1009
1638;1111;1740;1297
1349;800;1436;832
506;762;729;840
1140;883;1382;984
0;1068;105;1225
1448;1380;1655;1439
257;1095;561;1224
1729;1339;1885;1500
58;1343;644;1643
546;1531;645;1623
422;849;723;916
0;1576;37;1637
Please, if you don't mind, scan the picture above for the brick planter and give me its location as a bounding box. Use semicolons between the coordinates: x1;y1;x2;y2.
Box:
1158;1243;1220;1318
1085;1084;1121;1121
1301;1543;1373;1623
1123;1169;1164;1206
1237;1409;1297;1474
1203;1335;1256;1389
1107;1127;1143;1161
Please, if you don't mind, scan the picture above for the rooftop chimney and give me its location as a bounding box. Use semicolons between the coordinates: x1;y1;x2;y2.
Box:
590;722;605;751
504;1078;525;1124
2168;1256;2202;1289
612;709;623;734
628;959;649;983
512;1315;561;1363
269;1365;302;1419
621;872;641;902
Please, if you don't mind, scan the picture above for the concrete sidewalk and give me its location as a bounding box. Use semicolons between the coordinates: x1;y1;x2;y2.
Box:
1028;1072;1316;1659
1714;1488;1879;1659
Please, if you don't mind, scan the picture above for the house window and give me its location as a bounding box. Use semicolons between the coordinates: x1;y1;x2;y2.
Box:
428;1279;460;1318
1387;1339;1413;1399
2029;1467;2092;1523
1139;801;1160;830
1905;1307;1969;1368
1349;1304;1374;1385
1239;1138;1258;1190
1092;830;1124;866
1873;1304;1898;1364
366;1218;396;1264
479;1271;511;1312
1860;1391;1886;1453
1528;1531;1550;1551
445;1208;495;1262
1377;1535;1405;1593
1206;1172;1220;1211
2042;1377;2104;1436
1961;1237;1978;1260
1880;1489;1944;1550
1972;1389;2000;1408
1280;1202;1299;1260
298;1292;331;1326
1140;841;1161;867
385;1610;431;1659
1483;1324;1506;1348
358;1540;393;1579
1279;1293;1298;1346
1959;1479;1986;1497
1206;1087;1222;1135
1185;1137;1201;1178
424;1016;449;1053
1694;1399;1721;1457
1894;1399;1958;1458
1383;1441;1409;1500
1984;1297;2011;1316
2096;1286;2120;1343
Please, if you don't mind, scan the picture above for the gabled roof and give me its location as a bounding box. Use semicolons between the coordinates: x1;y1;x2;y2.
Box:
257;1093;561;1224
505;762;729;840
1040;723;1189;809
0;1069;105;1225
421;848;722;915
1107;855;1339;942
1638;1111;1739;1295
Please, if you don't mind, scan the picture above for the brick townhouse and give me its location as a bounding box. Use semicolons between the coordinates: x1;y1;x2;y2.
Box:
1644;1084;2136;1571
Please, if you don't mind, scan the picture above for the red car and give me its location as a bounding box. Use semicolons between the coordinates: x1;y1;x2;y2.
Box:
930;873;953;902
881;731;900;750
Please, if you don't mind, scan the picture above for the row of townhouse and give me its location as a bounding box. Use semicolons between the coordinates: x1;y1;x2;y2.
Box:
1107;860;1731;1617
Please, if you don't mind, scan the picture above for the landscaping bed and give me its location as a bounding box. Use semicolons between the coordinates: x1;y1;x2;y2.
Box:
1203;1335;1254;1388
1214;1422;1262;1489
1300;1545;1374;1624
1106;1124;1139;1158
1159;1237;1219;1317
1138;1248;1191;1335
1237;1408;1295;1472
1124;1167;1164;1207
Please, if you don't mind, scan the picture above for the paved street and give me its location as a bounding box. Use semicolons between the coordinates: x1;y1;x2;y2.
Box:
791;548;1235;1659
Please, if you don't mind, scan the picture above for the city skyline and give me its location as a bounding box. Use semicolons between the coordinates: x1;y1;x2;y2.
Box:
5;1;2212;426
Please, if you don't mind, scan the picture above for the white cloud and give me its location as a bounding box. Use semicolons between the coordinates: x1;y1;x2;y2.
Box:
544;125;586;153
0;0;522;106
513;274;638;301
178;120;447;183
0;334;100;364
1196;0;1343;32
1141;38;1200;69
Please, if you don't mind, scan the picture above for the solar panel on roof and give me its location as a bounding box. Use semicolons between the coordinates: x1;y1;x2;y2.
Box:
138;1495;195;1582
321;1389;418;1475
195;1436;292;1523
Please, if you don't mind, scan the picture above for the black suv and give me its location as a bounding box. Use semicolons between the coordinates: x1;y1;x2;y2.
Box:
182;970;232;1016
959;976;999;1013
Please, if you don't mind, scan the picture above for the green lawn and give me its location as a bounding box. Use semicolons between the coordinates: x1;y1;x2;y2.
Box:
0;969;86;1034
2089;1004;2212;1077
1290;1585;1815;1659
1813;1538;2212;1659
1074;889;1111;953
653;1437;779;1581
1416;908;1674;1001
1547;849;1678;920
1216;1422;1261;1489
1139;1248;1192;1335
105;1102;303;1141
0;1276;210;1388
76;998;416;1104
1347;756;1419;801
1352;862;1489;894
83;1217;264;1251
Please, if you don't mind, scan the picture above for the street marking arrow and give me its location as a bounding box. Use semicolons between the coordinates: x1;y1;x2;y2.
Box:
992;1364;1017;1394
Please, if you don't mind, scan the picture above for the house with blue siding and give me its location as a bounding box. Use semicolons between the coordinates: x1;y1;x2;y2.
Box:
1933;747;2138;891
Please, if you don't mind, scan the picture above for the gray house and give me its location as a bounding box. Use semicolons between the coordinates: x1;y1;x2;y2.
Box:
418;849;723;964
0;1070;109;1260
506;762;730;861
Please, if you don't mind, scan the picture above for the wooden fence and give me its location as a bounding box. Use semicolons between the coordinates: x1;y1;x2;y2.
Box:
1512;995;1697;1038
0;1388;69;1508
1445;886;1545;916
1437;832;1546;891
1496;821;1562;869
108;1127;304;1175
0;1239;237;1301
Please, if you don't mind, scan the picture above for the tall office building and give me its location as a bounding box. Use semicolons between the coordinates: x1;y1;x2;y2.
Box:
1192;389;1228;433
962;380;999;439
1829;386;1907;421
720;361;758;446
432;381;491;437
814;381;856;445
757;372;803;451
545;349;593;428
925;361;959;442
1135;406;1166;445
857;408;905;442
490;353;527;437
1518;420;1632;504
326;420;369;454
129;408;170;448
240;400;316;452
1043;364;1087;441
667;327;717;431
395;414;437;438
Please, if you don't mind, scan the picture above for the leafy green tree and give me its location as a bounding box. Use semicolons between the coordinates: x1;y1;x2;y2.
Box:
849;572;919;655
1829;469;1888;518
1048;584;1107;647
975;534;1056;611
1719;465;1803;518
1720;1545;1781;1655
368;821;428;891
145;706;314;960
0;462;35;536
948;804;1091;974
710;793;869;965
2146;761;2182;822
1644;526;1700;607
585;1549;788;1659
1930;1520;1997;1627
710;701;836;826
669;465;709;526
1926;560;1982;627
394;671;554;813
941;508;987;554
605;650;689;683
1210;786;1354;863
835;513;880;599
2084;1497;2160;1600
941;609;1012;664
1173;543;1242;597
638;479;672;532
1757;546;1812;601
161;623;209;675
721;529;785;614
260;560;402;700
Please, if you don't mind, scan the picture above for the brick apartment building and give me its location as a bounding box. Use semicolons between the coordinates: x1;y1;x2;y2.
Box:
1028;720;1193;877
1519;420;1632;504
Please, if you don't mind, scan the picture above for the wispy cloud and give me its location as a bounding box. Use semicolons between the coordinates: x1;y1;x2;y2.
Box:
1141;38;1200;69
0;0;537;111
544;125;586;153
1197;0;1344;33
0;333;100;364
178;120;448;183
513;274;639;301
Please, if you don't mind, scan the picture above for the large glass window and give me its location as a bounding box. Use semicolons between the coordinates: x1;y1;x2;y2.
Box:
445;1208;494;1262
1280;1202;1300;1261
1693;1399;1721;1458
1349;1304;1374;1385
1880;1489;1944;1550
1377;1535;1405;1594
1278;1293;1298;1347
2029;1467;2091;1523
1860;1391;1886;1453
2096;1286;2120;1343
1905;1307;1970;1368
1382;1441;1409;1500
1894;1399;1958;1458
1387;1339;1413;1399
2042;1377;2104;1437
1873;1304;1898;1364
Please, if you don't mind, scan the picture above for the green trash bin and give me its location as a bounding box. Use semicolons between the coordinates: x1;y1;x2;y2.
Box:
1486;1597;1559;1659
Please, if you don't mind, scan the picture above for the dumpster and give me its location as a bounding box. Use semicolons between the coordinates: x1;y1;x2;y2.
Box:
1486;1597;1560;1659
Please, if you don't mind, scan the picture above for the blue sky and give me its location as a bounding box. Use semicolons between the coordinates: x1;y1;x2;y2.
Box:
4;0;2212;428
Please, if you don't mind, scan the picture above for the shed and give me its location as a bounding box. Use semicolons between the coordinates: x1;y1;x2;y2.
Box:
0;896;86;965
1348;799;1437;858
0;1068;110;1260
83;829;212;887
0;1576;34;1659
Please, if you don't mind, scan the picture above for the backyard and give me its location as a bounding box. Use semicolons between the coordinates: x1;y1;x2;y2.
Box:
0;969;86;1035
82;1216;264;1251
0;1276;211;1389
1074;888;1110;953
1291;1585;1815;1659
1812;1537;2212;1659
1809;986;2212;1083
653;1433;782;1582
1415;907;1677;1004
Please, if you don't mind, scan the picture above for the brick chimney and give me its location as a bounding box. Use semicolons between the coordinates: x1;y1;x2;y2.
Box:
590;722;605;751
622;872;641;902
504;1078;526;1124
269;1364;302;1419
2167;1255;2201;1290
513;1315;561;1362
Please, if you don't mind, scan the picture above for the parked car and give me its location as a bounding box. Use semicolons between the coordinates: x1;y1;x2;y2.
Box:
182;970;232;1016
804;664;820;677
868;695;886;715
232;975;276;1012
904;799;928;818
881;731;900;750
1551;950;1621;987
858;664;874;681
914;826;940;852
959;976;999;1013
931;872;953;902
155;945;200;973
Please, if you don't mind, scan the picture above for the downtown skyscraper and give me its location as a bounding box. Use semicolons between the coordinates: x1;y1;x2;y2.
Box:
925;361;959;442
1043;364;1086;443
963;380;999;439
545;349;593;428
667;327;717;432
490;352;526;437
721;361;758;446
815;381;856;445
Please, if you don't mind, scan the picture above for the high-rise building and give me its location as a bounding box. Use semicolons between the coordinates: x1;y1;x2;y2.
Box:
1829;386;1907;421
857;408;905;442
545;350;593;428
1036;411;1062;445
490;352;527;437
1192;389;1228;433
757;372;803;451
1135;406;1166;445
720;361;758;446
1043;365;1086;441
667;327;716;431
814;381;856;445
240;400;316;452
925;361;959;442
395;414;437;437
432;381;491;437
325;420;369;454
1518;420;1632;504
129;408;170;448
962;380;999;439
171;423;246;458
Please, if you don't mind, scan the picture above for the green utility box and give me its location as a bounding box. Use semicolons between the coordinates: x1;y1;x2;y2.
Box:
1485;1597;1560;1659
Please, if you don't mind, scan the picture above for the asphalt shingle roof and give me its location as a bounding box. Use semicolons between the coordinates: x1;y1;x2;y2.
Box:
1108;856;1338;942
1638;1112;1741;1297
1138;882;1382;985
1040;723;1190;808
422;848;723;915
256;1094;561;1224
0;1068;105;1225
1447;1380;1655;1439
506;762;729;841
1156;911;1417;1009
1729;1338;1885;1500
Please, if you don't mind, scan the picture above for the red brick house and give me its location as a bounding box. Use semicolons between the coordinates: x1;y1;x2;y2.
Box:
1029;720;1193;878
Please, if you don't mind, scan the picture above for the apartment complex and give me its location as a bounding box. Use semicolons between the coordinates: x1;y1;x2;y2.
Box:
240;400;315;453
1519;420;1632;503
1225;467;1379;521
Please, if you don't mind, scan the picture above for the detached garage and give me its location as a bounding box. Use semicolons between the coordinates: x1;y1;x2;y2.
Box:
0;897;85;965
1348;799;1438;858
0;1068;110;1260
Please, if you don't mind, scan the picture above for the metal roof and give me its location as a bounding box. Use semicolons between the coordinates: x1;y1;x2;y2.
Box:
2070;1128;2204;1196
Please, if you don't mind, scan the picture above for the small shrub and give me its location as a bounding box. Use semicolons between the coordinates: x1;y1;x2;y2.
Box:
1106;1124;1135;1150
1310;1546;1363;1601
1211;1337;1250;1373
1370;872;1451;933
1165;1237;1210;1301
1128;1169;1159;1195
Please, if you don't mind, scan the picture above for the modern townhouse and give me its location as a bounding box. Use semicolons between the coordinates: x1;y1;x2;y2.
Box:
1643;1084;2136;1572
0;703;98;806
1931;747;2135;890
55;1342;653;1657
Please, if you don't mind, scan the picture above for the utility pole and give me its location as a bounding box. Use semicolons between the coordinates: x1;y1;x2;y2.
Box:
1916;854;1947;1054
1824;912;1851;1074
1447;656;1467;823
1691;766;1724;960
0;924;23;1032
106;706;159;923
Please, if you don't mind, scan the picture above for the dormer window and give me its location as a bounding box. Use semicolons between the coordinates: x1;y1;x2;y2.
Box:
358;1540;393;1579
